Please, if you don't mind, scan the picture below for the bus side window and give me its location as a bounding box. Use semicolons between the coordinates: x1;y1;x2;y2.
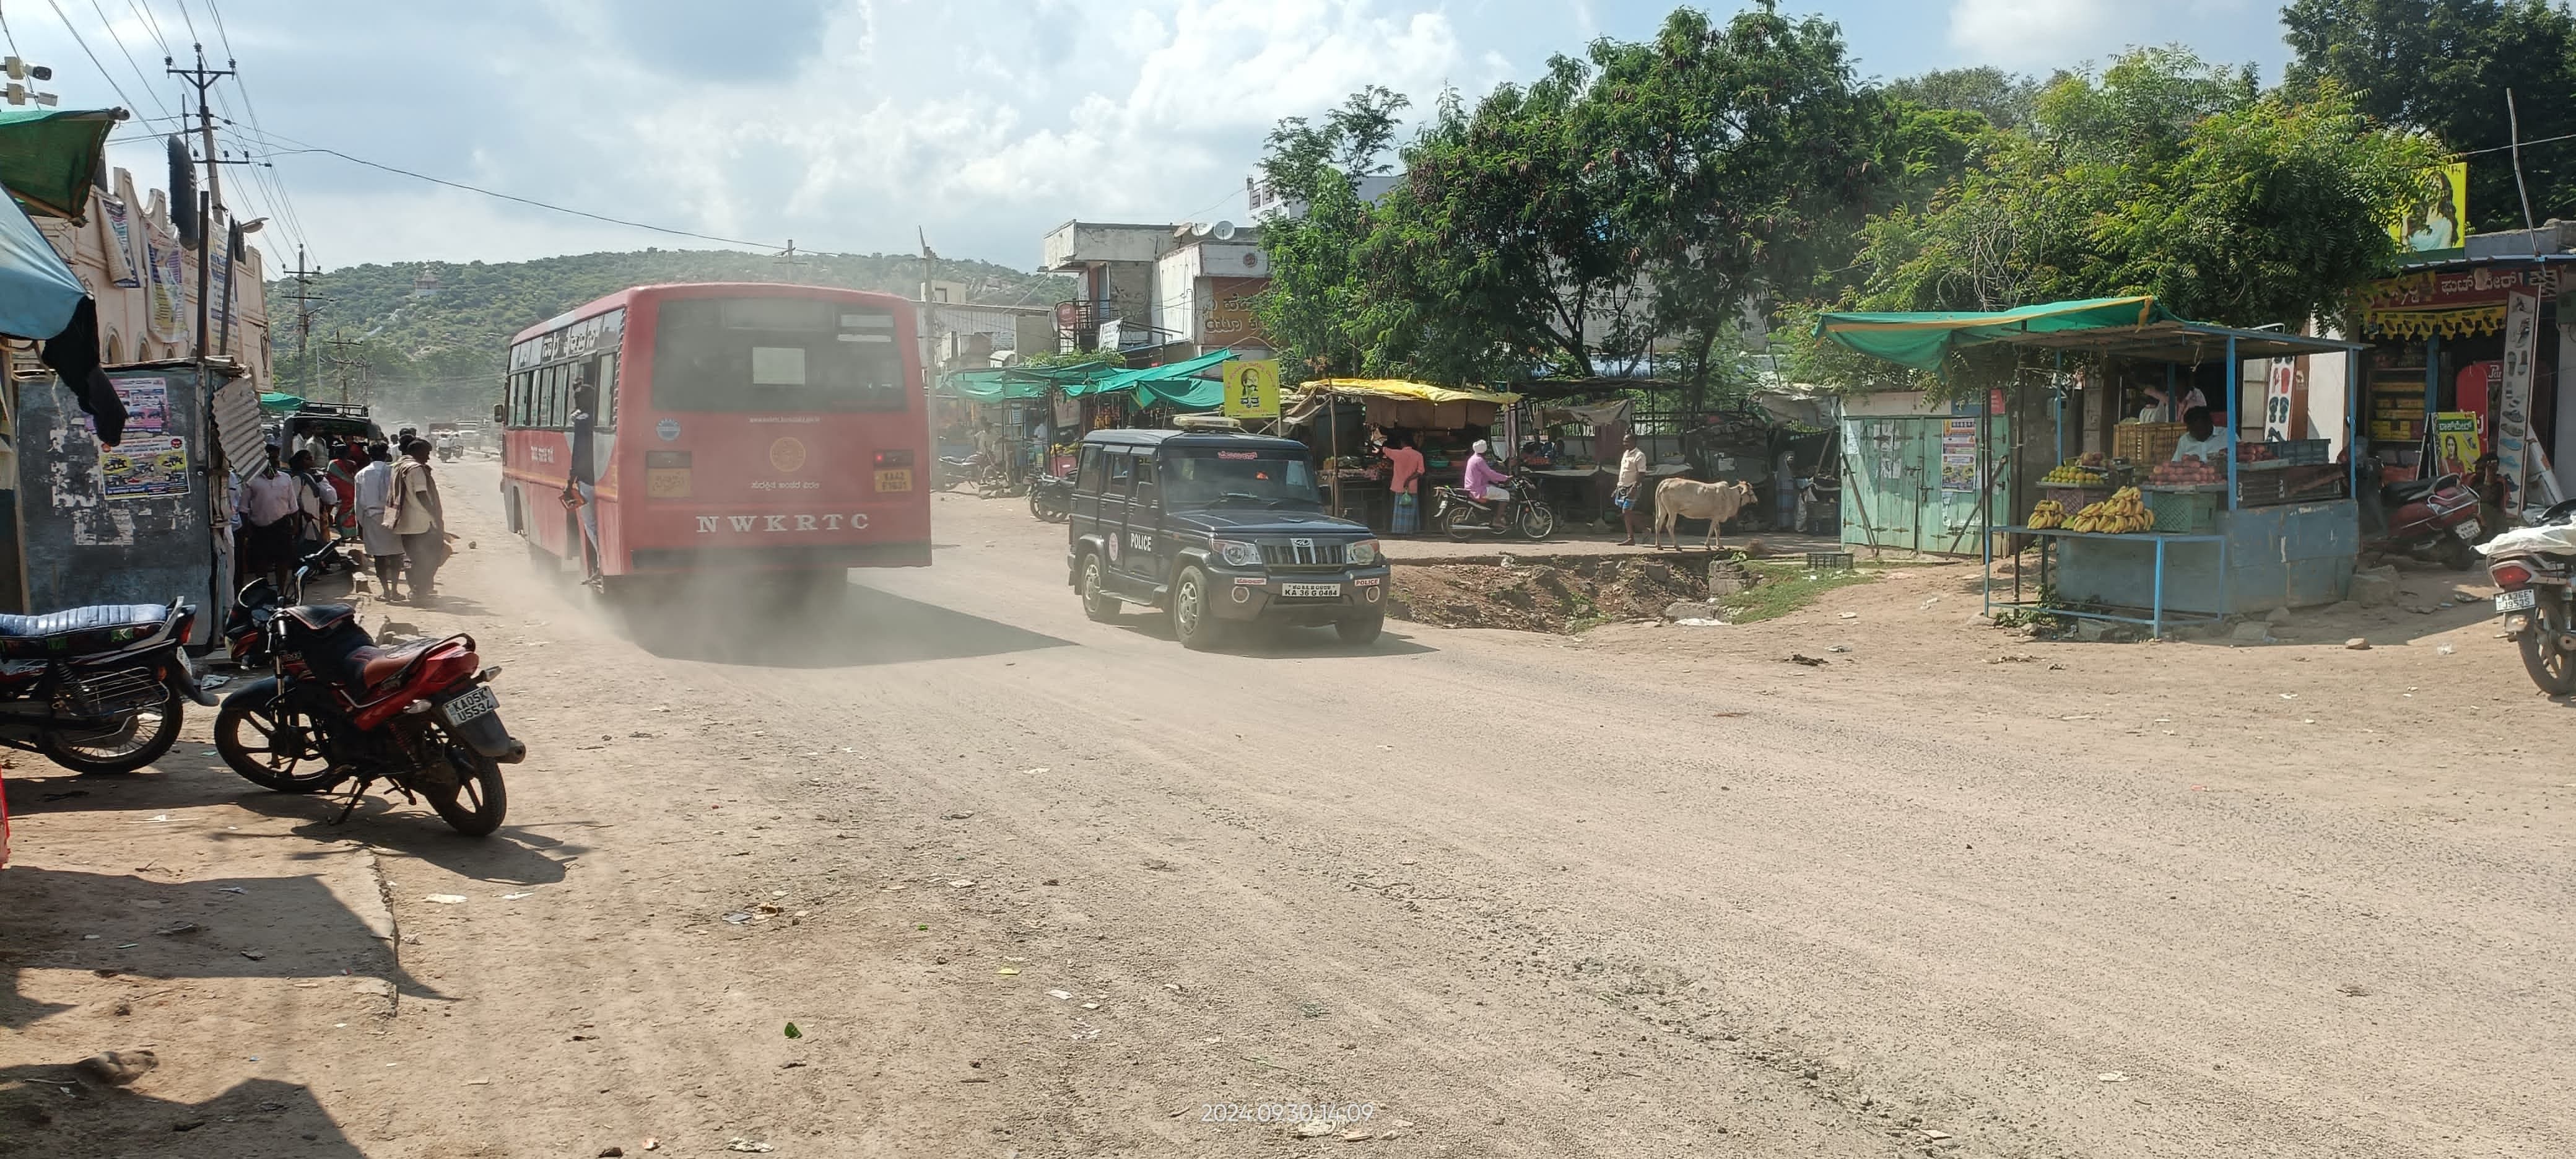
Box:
595;353;619;429
1079;446;1106;493
543;365;564;429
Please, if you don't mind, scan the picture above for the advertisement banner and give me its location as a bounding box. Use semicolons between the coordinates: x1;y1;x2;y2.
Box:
2433;412;2482;477
143;222;188;344
98;196;139;287
1221;359;1280;420
2497;287;2541;509
1201;278;1269;347
114;378;168;434
2263;358;2300;440
2392;160;2468;252
98;435;189;501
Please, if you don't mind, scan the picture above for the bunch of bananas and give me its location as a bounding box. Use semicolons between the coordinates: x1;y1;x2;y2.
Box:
2067;486;2156;533
2027;499;2069;528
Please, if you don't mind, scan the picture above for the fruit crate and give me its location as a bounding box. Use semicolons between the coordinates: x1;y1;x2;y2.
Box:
2142;487;2218;533
2043;485;2110;516
2115;422;2185;464
1804;551;1855;572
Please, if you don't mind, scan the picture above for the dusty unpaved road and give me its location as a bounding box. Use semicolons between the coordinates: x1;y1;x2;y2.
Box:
6;461;2573;1158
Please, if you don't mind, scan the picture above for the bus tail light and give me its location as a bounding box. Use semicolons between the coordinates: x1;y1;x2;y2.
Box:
873;450;914;468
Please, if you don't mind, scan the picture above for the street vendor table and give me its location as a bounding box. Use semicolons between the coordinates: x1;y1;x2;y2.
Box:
1985;525;2229;639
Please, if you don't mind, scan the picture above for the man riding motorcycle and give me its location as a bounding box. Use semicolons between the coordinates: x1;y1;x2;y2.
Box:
1461;439;1510;530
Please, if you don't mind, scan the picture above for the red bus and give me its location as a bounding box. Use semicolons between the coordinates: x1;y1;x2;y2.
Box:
498;283;931;590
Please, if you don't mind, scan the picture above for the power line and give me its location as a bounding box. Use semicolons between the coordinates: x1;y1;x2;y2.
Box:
86;0;170;118
43;0;142;114
246;140;785;250
123;0;165;58
2455;130;2576;158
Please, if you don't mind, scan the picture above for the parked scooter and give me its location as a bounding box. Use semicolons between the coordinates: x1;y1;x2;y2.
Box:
214;566;524;836
2367;473;2484;570
0;599;217;774
933;453;986;493
2479;499;2576;695
1433;473;1557;541
1028;468;1076;522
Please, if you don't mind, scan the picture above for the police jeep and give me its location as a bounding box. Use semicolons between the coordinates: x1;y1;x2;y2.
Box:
1066;422;1390;650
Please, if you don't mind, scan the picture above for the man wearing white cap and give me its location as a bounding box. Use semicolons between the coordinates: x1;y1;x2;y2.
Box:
1461;438;1510;530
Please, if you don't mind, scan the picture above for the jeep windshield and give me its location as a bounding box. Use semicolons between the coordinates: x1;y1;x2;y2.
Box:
1165;448;1321;509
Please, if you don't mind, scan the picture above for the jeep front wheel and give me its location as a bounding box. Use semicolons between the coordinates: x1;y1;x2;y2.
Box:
1170;564;1226;651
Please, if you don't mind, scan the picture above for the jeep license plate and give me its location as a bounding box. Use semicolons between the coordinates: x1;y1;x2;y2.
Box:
1281;582;1340;598
2497;589;2538;613
442;686;498;725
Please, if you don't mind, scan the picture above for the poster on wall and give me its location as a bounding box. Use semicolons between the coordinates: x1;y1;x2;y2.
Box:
2263;358;2299;441
99;435;189;501
1940;453;1978;492
2497;287;2540;508
114;378;168;434
2434;412;2483;477
142;222;188;344
2392;161;2469;252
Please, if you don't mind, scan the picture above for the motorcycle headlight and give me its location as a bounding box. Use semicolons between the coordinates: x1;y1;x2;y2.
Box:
1213;540;1263;567
1346;538;1382;566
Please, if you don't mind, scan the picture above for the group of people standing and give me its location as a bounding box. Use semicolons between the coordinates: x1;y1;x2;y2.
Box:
235;428;452;604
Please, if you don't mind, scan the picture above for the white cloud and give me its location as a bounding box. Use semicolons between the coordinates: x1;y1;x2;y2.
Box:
1945;0;2277;73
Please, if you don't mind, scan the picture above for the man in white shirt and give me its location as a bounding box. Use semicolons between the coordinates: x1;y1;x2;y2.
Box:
352;442;404;599
234;444;303;593
1614;433;1650;546
2171;406;2227;463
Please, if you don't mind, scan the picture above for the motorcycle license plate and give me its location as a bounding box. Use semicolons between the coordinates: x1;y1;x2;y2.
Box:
2453;520;2482;541
442;685;498;726
2497;589;2539;613
1281;583;1341;598
875;469;913;492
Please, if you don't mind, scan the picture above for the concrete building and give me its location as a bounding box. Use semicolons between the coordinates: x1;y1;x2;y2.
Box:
19;165;271;387
1038;221;1183;353
1151;227;1270;359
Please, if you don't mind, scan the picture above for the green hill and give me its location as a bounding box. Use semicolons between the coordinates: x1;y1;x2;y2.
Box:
265;247;1067;422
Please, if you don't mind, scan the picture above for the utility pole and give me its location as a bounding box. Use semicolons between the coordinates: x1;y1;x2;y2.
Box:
280;248;326;393
165;45;235;212
323;329;365;405
168;45;251;362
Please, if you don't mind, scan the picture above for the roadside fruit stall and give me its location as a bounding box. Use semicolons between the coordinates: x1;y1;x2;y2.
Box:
1816;297;2367;636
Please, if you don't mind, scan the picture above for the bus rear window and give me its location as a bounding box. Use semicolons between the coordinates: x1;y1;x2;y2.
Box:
651;297;906;412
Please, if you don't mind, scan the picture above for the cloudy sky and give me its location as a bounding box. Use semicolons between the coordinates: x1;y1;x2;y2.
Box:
6;0;2293;275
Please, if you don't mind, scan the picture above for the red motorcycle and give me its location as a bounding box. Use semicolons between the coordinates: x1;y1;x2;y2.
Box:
2370;473;2484;570
215;581;524;836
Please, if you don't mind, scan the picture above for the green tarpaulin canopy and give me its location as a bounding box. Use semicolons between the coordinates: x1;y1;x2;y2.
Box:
0;108;118;220
939;349;1237;409
259;391;305;413
1812;295;2174;373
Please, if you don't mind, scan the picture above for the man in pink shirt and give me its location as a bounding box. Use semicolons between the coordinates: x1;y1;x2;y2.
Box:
1461;439;1510;530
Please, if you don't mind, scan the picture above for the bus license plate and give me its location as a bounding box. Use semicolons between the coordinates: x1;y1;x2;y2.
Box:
1281;582;1340;598
646;468;690;497
2497;589;2538;613
875;469;913;492
442;686;498;725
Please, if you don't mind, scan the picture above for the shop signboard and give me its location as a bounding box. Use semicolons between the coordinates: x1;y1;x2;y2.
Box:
2364;261;2559;338
1200;277;1269;346
2434;412;2482;477
2497;287;2541;509
1221;359;1280;420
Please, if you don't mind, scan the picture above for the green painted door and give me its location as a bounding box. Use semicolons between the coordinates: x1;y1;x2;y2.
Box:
1841;414;2014;555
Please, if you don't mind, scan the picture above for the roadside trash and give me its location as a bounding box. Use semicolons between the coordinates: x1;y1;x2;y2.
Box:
1041;878;1060;886
1022;766;1049;774
783;1023;802;1039
2099;1072;2130;1082
500;892;531;901
1827;644;1851;653
1048;989;1073;1000
424;894;468;905
724;1141;774;1154
76;1049;157;1086
2346;637;2370;650
2437;645;2456;655
148;814;170;823
642;1139;659;1151
214;886;246;894
82;934;99;940
153;922;198;936
949;880;975;888
722;912;753;925
240;950;266;961
1292;1120;1335;1138
996;967;1020;976
1783;654;1829;667
599;1148;625;1158
1838;611;1858;619
941;811;974;820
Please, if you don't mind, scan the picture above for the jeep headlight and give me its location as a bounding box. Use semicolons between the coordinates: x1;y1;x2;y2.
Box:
1213;539;1263;567
1346;538;1382;566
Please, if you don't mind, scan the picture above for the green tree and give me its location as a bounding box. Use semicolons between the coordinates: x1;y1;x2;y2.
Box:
2283;0;2576;230
1251;86;1412;382
1885;66;2046;131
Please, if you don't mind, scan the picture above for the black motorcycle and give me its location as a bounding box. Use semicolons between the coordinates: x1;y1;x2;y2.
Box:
0;599;219;774
1433;473;1558;541
1028;469;1076;522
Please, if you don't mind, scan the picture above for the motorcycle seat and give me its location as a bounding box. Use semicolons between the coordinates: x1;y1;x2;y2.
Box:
350;640;438;691
2383;478;2438;504
0;604;174;658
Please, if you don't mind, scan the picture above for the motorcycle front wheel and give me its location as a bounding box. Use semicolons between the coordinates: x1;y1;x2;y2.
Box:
1518;501;1558;540
215;678;346;794
1442;504;1481;541
423;726;508;836
42;686;183;775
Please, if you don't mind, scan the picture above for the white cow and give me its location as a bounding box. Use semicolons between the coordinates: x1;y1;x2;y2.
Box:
1652;478;1758;551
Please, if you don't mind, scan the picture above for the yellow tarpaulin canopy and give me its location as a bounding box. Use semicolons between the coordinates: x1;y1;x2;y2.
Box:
1295;378;1521;405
